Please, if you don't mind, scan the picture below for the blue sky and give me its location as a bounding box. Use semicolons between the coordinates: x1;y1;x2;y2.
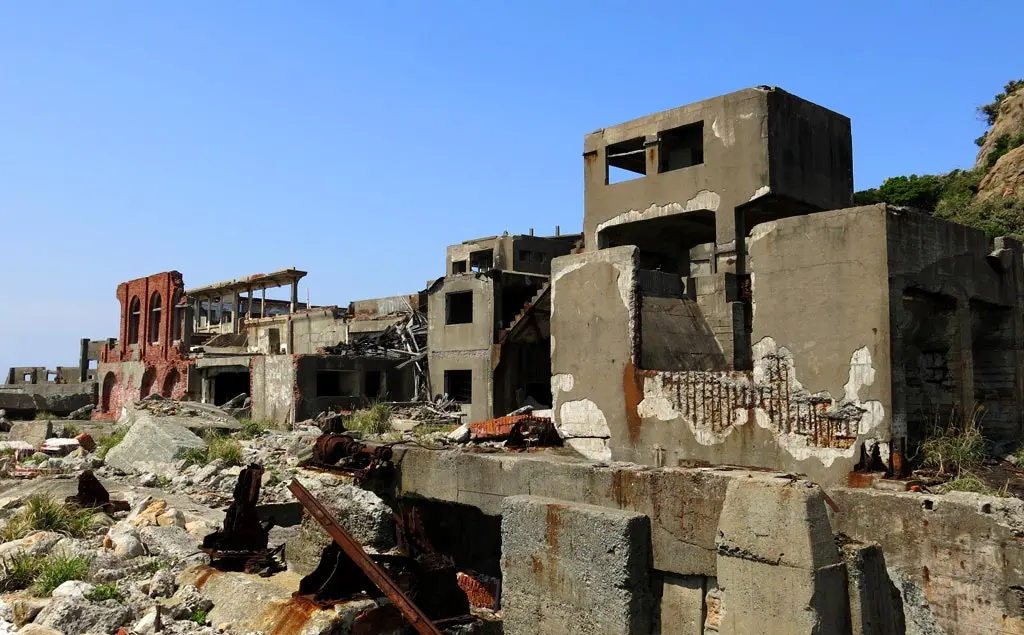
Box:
1;1;1022;375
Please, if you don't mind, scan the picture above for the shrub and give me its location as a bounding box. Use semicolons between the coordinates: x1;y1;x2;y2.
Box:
96;428;127;459
921;406;987;476
1;494;99;541
61;423;82;439
34;411;56;421
347;402;392;435
978;79;1024;127
180;446;210;467
191;610;209;625
935;195;1024;240
30;554;91;597
0;553;43;592
984;132;1024;170
144;558;168;574
86;583;124;602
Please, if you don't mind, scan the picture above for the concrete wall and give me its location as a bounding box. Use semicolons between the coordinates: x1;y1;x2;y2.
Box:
251;355;296;426
293;354;411;421
427;274;496;422
0;383;97;416
246;309;349;355
583;87;852;253
885;208;1024;447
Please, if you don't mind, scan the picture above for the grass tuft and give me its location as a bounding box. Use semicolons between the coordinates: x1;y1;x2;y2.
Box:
181;432;243;467
34;411;56;421
236;418;270;440
86;583;124;602
1;494;99;542
29;554;92;597
61;423;82;439
96;428;127;459
939;471;1011;497
0;553;43;592
191;610;209;625
922;406;988;476
347;402;392;435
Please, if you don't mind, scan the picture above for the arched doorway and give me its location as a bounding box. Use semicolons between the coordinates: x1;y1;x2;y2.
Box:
162;368;180;398
139;367;157;399
101;372;116;413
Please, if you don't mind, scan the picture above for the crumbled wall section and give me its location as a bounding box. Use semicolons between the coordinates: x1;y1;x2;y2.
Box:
94;271;193;419
550;247;638;461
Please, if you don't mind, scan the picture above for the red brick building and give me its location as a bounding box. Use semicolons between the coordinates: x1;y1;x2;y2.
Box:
96;271;193;418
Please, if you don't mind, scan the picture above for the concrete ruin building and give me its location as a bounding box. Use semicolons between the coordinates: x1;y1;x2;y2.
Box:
549;85;1024;486
94;268;427;424
427;231;579;422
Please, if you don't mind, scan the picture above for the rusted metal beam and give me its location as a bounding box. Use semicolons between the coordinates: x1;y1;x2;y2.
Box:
287;479;442;635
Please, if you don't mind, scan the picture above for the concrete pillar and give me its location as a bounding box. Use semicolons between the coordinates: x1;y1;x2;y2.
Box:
290;281;298;313
501;495;652;635
231;289;240;334
956;298;975;418
206;295;212;329
247;286;254;319
261;287;266;318
79;338;90;382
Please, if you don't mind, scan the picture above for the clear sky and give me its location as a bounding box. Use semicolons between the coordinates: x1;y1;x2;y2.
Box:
2;1;1022;376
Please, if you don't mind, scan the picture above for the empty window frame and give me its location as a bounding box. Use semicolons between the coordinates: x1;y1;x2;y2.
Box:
315;370;360;397
659;122;704;172
452;260;468;274
128;296;142;344
149;292;162;344
606;136;647;184
446;291;474;325
470;249;494;272
444;369;472;403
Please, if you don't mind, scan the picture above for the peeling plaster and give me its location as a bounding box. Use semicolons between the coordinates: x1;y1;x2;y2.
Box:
749;185;770;201
635;337;887;467
565;437;611;461
712;117;735;147
594;191;722;250
558;398;611;439
551;373;574;394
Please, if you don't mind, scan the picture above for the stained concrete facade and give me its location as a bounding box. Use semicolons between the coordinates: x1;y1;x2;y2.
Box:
552;87;1024;486
429;233;578;422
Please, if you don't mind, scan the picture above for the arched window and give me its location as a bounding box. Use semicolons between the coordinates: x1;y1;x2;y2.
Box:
149;292;162;344
128;297;141;344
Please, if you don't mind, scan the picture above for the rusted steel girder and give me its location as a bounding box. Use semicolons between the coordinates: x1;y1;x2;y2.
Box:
287;478;443;635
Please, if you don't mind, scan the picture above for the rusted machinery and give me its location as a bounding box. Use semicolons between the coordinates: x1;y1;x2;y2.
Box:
304;432;395;480
65;470;130;514
289;479;472;635
201;464;282;574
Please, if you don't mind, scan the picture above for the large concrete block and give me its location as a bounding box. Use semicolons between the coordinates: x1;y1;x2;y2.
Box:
841;542;905;635
501;495;652;635
715;478;850;635
104;412;206;479
9;420;53;449
656;573;707;635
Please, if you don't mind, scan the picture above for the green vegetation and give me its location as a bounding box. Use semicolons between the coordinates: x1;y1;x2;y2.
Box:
61;423;82;438
236;417;270;440
34;411;56;421
96;428;127;459
0;553;43;592
144;558;169;574
182;432;244;467
921;407;987;476
347;402;393;435
983;131;1024;170
30;554;92;597
191;610;209;625
1;494;99;542
86;583;124;602
939;472;1010;498
978;78;1024;128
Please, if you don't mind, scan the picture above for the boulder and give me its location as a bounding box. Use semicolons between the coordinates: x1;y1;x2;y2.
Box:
12;597;50;627
9;420;53;449
17;625;63;635
34;597;132;635
139;525;207;561
105;523;145;559
51;580;96;600
103;413;206;479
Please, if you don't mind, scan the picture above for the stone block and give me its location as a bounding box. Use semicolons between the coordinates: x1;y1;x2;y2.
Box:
657;573;706;635
501;495;652;635
842;542;906;635
393;445;459;503
103;412;206;478
9;420;53;449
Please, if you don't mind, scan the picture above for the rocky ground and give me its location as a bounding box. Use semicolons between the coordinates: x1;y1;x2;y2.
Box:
0;398;502;635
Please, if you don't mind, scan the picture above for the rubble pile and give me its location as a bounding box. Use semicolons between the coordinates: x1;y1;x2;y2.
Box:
0;398;504;635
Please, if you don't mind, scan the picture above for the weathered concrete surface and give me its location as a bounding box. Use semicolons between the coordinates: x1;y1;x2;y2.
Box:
501;495;652;635
178;565;374;635
0;390;37;418
103;413;206;478
8;420;53;449
714;478;850;634
251;354;296;426
830;487;1024;635
0;382;98;416
841;542;905;635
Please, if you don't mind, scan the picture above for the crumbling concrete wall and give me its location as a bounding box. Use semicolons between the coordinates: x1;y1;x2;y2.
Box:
246;308;349;355
0;383;97;416
550;246;638;460
250;355;296;426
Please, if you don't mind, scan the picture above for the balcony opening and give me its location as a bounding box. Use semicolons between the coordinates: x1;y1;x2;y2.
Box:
606;136;646;184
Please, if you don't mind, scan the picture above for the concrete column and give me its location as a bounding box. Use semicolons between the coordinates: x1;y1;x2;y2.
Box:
231;289;240;334
247;286;254;319
290;281;298;313
206;295;212;329
79;338;90;382
261;287;266;318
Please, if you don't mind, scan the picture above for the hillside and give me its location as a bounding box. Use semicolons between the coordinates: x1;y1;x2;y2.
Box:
855;79;1024;238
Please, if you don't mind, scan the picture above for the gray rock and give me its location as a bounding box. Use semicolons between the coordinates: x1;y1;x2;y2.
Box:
134;607;162;634
17;625;64;635
139;526;205;560
166;584;213;618
145;568;177;598
139;473;160;488
107;523;146;559
34;597;132;635
103;413;207;479
9;420;53;448
12;597;49;627
51;580;96;599
193;460;224;485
